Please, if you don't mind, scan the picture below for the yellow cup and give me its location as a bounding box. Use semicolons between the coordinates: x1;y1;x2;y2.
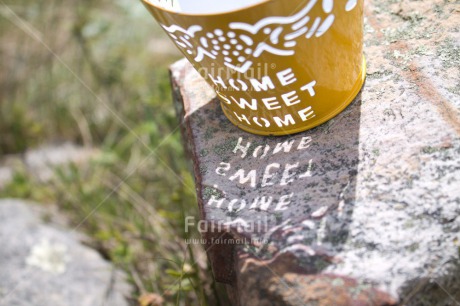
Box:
143;0;366;136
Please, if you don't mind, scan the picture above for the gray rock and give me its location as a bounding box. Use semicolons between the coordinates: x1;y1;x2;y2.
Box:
170;0;460;304
0;199;132;306
0;143;98;189
0;167;13;188
24;143;98;182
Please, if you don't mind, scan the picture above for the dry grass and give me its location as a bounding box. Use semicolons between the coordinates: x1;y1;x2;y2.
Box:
0;0;228;305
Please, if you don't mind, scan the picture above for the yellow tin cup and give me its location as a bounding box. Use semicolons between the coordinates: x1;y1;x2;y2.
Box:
142;0;366;136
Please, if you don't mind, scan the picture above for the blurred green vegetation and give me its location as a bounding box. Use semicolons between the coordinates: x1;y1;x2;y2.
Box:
0;0;227;305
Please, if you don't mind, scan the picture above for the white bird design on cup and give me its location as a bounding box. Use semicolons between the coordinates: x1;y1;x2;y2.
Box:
161;0;358;73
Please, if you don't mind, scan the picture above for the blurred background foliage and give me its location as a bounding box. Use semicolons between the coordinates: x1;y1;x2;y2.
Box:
0;0;227;305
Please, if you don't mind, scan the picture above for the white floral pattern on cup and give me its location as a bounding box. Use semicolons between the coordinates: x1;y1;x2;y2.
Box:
161;0;358;73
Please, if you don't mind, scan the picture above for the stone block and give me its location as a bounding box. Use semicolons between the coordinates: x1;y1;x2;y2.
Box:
171;0;460;304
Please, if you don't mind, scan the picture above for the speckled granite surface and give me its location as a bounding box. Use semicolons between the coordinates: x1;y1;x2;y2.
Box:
171;0;460;305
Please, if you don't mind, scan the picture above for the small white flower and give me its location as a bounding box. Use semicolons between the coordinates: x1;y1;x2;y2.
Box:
26;239;70;274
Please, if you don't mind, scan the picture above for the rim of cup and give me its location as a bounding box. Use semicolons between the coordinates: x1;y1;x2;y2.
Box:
141;0;273;17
